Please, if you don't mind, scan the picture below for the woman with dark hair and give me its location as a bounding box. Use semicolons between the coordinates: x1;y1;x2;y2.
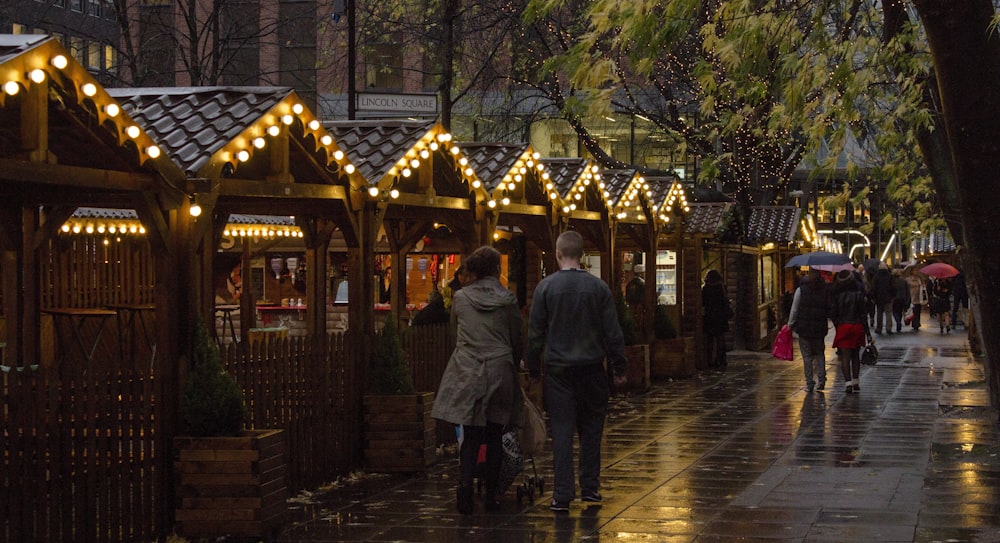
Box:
702;269;732;370
830;270;872;393
431;246;522;514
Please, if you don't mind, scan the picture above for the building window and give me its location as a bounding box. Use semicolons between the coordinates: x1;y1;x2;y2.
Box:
69;36;85;64
366;43;403;90
69;0;83;12
88;42;100;68
104;44;115;71
12;23;26;35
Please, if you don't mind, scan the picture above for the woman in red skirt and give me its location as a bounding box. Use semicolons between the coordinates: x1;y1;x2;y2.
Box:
831;270;872;393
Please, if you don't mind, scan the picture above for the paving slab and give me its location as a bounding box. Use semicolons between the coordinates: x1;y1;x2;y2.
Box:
273;328;1000;542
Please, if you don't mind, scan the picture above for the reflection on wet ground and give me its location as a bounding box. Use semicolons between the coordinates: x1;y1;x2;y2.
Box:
277;330;1000;542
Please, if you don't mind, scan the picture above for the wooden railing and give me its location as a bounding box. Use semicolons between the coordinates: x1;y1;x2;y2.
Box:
1;324;455;543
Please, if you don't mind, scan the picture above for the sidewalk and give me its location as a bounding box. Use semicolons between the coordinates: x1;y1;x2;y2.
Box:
276;325;1000;542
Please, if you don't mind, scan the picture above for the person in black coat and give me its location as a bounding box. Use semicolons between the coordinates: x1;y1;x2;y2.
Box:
702;269;732;370
788;269;831;392
871;265;894;334
410;290;450;326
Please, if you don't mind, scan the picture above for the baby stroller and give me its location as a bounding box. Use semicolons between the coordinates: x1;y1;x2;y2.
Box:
471;431;544;504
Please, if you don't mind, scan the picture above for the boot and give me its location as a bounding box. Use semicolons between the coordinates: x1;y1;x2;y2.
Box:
457;484;474;515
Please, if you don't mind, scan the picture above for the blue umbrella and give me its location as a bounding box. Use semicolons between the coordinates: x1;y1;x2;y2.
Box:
784;250;852;268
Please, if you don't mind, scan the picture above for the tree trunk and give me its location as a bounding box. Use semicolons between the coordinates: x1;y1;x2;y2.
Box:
912;0;1000;410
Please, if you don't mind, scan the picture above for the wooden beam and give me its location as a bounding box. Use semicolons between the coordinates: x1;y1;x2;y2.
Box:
21;78;48;163
0;158;154;191
216;178;349;200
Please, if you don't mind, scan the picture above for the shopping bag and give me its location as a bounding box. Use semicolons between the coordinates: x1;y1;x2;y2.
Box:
496;431;525;496
518;391;547;457
904;308;914;325
861;342;879;366
771;324;794;361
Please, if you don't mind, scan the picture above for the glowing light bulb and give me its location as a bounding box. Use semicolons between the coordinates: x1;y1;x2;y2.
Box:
126;125;140;138
29;69;45;83
3;81;19;95
51;55;68;69
82;83;97;96
147;146;161;158
105;103;120;117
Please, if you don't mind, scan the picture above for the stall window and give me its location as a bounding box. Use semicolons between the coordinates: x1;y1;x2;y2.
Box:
759;254;775;304
655;250;677;305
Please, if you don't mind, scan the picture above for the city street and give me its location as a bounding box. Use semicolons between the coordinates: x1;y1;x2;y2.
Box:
277;326;1000;542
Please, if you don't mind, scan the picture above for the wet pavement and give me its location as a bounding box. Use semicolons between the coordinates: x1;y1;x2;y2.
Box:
277;325;1000;542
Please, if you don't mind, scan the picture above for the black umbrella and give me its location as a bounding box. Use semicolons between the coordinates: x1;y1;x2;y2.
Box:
784;250;852;268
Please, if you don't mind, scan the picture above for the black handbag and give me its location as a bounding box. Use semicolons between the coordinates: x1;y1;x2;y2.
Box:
861;342;878;366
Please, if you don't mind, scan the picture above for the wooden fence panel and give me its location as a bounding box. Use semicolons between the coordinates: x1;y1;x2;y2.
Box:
402;323;454;444
2;308;452;541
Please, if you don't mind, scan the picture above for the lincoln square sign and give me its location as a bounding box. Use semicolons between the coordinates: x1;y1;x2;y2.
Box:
356;92;439;116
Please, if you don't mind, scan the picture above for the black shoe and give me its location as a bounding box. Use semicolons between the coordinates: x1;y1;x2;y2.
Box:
484;497;501;512
581;491;603;503
550;499;570;512
457;485;474;515
845;384;854;394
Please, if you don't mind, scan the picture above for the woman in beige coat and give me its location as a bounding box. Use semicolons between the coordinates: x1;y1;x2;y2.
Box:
431;246;523;514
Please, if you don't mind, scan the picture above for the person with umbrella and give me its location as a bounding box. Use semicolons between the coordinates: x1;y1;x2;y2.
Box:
787;269;831;392
930;277;953;333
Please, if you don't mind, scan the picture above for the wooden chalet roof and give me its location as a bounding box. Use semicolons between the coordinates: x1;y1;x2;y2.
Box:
684;203;732;235
108;86;359;234
458;142;555;249
0;35;182;207
746;206;801;244
108;87;293;176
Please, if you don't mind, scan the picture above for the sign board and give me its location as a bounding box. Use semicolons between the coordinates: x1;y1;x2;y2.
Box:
356;92;438;115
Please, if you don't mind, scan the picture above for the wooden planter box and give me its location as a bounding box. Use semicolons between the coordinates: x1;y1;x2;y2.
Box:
618;344;650;393
364;392;436;473
174;429;288;540
650;337;696;379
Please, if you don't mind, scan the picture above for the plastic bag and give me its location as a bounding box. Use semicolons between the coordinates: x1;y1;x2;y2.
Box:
518;392;546;457
771;324;794;361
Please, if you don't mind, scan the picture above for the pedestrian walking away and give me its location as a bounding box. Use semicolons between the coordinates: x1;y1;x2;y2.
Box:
905;269;926;330
891;268;911;333
525;230;627;513
831;269;872;393
871;263;894;334
931;277;953;333
787;269;831;392
431;246;524;515
701;269;733;370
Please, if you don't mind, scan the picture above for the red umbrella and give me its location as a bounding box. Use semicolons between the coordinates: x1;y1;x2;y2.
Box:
919;262;959;279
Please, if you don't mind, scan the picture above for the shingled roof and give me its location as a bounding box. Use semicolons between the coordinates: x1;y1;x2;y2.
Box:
684;203;732;235
108;87;292;176
325;120;437;191
745;206;801;244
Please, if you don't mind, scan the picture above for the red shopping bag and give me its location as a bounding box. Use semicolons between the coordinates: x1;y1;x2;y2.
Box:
771;324;794;361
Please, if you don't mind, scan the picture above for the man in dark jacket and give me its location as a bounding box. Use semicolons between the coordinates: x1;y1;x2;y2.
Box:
872;264;894;334
526;230;627;512
788;269;831;392
891;270;912;333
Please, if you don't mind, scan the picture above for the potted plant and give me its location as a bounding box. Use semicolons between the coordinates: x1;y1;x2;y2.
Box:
650;304;696;379
173;320;288;540
615;293;649;393
363;314;436;472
